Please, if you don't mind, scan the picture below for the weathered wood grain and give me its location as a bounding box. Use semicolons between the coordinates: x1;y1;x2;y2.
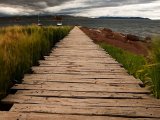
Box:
1;112;158;120
10;104;160;118
2;95;159;107
11;82;148;93
14;90;149;99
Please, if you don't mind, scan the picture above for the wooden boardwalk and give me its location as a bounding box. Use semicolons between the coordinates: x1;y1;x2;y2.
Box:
1;27;160;120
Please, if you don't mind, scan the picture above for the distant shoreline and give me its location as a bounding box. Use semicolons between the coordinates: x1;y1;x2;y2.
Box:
0;15;159;37
0;15;151;20
97;16;151;20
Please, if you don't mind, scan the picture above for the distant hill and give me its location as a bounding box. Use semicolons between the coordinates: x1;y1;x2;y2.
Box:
0;15;151;21
97;16;151;20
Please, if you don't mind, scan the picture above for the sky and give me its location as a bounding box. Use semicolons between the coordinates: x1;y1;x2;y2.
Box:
0;0;160;19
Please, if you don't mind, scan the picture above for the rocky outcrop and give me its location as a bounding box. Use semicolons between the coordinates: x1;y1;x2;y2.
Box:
80;27;149;56
113;32;127;41
101;28;114;38
126;34;140;41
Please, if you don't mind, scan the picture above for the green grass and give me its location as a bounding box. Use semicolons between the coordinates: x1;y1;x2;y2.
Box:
0;25;72;99
99;40;160;99
136;37;160;98
99;43;146;76
145;37;160;98
150;37;160;98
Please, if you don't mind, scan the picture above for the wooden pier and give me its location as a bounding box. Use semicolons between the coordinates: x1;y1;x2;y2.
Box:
1;27;160;120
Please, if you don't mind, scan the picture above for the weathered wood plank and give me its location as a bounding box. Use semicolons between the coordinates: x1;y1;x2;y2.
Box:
44;58;119;64
11;82;148;93
2;95;158;107
1;112;160;120
34;63;124;68
23;73;137;79
14;90;149;99
32;71;128;75
20;81;141;87
22;78;142;84
10;104;160;118
38;61;123;67
32;66;127;72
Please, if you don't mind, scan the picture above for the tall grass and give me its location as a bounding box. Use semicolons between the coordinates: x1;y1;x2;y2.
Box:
99;43;146;76
137;37;160;98
0;25;72;98
99;40;160;99
150;37;160;98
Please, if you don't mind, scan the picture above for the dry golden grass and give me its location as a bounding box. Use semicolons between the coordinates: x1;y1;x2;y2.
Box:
0;25;72;98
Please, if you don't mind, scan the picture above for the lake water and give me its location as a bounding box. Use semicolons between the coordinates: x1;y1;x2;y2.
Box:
0;17;160;37
63;18;160;38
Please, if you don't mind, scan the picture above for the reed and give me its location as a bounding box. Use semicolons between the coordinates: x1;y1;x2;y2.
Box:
0;25;71;98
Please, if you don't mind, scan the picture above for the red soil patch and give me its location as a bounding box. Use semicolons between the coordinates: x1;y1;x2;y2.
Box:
81;27;150;56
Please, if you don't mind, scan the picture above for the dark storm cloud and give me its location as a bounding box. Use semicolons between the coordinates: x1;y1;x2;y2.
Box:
0;0;71;10
0;0;159;19
41;0;159;15
0;0;158;10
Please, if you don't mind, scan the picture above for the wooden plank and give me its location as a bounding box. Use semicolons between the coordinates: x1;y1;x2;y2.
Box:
2;95;158;107
11;82;149;93
1;112;158;120
22;74;143;85
14;90;149;99
50;51;107;54
39;60;120;65
10;104;160;118
22;78;142;84
44;58;118;63
31;73;128;76
38;64;122;68
24;73;137;79
17;81;142;89
33;69;127;75
32;66;126;71
38;61;123;67
45;55;112;58
36;62;124;68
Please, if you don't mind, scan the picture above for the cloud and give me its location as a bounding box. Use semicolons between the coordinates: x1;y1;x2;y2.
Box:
0;4;35;16
44;0;90;13
71;0;160;19
0;0;70;10
33;2;48;8
0;0;159;19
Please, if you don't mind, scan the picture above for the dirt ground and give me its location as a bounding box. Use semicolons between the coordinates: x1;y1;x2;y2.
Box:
81;27;150;56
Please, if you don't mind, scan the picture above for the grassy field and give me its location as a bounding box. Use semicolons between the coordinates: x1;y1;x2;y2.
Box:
0;25;72;99
99;39;160;99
